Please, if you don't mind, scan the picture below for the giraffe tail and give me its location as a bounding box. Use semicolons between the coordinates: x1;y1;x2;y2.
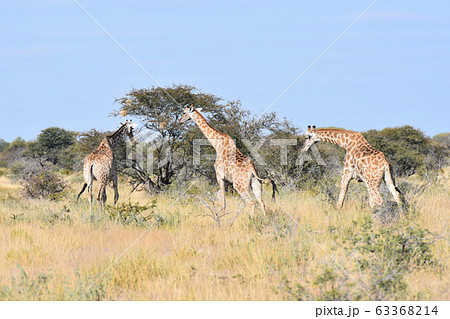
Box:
78;164;93;202
385;164;402;195
77;183;87;202
268;178;279;201
252;170;279;201
384;164;403;207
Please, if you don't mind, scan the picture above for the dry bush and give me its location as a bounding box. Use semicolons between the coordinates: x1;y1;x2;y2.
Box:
20;161;68;200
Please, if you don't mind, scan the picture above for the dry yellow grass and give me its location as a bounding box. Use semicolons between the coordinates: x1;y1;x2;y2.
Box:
0;170;448;300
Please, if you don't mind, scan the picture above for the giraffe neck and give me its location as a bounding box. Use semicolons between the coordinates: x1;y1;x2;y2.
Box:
191;111;224;149
315;129;361;151
106;125;127;150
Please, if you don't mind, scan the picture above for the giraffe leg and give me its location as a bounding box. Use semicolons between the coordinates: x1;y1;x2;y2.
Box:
97;183;107;207
112;174;119;205
366;180;383;208
251;177;266;215
373;186;383;207
337;169;353;210
234;183;256;216
87;183;93;206
102;186;107;207
216;176;226;213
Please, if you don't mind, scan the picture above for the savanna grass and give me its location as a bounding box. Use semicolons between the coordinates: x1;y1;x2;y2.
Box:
0;170;448;300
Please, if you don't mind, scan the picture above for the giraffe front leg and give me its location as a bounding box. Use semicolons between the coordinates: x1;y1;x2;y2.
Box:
367;182;383;209
337;169;353;211
216;175;226;213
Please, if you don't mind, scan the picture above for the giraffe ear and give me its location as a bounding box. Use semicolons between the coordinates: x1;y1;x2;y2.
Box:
196;108;203;113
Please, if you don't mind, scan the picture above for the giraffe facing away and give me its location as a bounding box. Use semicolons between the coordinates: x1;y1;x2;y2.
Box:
77;120;138;207
302;126;402;209
179;105;277;215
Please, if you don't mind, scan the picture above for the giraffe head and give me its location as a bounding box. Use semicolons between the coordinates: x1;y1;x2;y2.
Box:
301;125;320;152
122;120;138;143
179;104;203;124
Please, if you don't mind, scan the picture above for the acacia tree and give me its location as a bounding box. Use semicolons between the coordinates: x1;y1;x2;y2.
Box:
114;84;223;191
202;100;301;185
0;137;27;170
114;84;298;192
27;127;76;165
363;125;448;176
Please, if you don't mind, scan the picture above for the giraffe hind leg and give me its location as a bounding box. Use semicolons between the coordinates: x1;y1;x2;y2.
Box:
88;186;92;205
234;183;256;216
97;184;107;207
112;175;119;205
251;177;266;215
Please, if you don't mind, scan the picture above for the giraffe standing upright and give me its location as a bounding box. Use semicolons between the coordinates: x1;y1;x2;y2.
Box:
77;120;138;207
179;105;277;215
302;126;402;209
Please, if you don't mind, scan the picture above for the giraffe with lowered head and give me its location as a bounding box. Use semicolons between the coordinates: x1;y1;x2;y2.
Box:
77;120;138;207
302;125;402;209
179;105;277;215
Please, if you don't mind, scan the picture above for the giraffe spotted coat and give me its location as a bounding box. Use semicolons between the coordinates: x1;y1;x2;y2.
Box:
77;121;137;206
180;105;277;215
302;126;402;209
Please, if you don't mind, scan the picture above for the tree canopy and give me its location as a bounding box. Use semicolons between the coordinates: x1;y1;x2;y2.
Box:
363;126;448;176
27;127;76;165
114;84;298;191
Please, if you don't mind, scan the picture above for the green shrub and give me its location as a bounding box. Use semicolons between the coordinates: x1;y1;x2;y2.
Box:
432;132;450;148
0;266;54;301
153;210;184;229
105;200;156;227
9;161;26;178
21;163;68;200
344;216;437;300
41;205;73;226
363;126;448;177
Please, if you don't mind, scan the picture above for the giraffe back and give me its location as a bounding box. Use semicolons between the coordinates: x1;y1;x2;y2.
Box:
344;132;389;182
83;138;115;184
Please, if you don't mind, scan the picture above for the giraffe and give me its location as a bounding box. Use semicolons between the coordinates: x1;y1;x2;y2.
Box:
179;105;278;215
77;120;138;207
301;125;402;209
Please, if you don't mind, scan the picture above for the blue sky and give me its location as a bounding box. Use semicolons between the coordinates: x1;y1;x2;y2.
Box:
0;0;449;142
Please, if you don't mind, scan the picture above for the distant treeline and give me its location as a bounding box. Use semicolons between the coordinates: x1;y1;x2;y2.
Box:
1;85;449;193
